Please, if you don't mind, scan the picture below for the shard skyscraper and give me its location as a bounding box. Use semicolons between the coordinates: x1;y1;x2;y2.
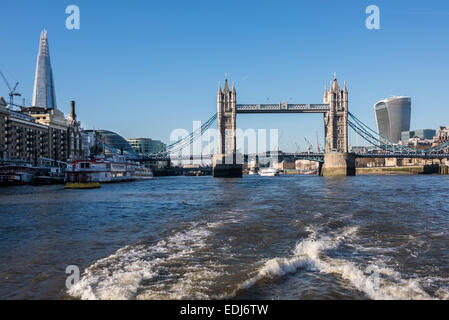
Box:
32;30;57;109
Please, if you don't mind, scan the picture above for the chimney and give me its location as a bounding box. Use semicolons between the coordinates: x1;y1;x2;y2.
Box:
70;101;77;120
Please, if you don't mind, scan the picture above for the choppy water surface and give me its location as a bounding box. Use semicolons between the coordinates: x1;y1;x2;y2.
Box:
1;175;449;300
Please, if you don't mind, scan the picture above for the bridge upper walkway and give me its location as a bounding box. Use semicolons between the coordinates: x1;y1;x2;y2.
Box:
236;104;330;114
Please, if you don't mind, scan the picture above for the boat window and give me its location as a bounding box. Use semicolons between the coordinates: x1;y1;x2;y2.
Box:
80;163;91;169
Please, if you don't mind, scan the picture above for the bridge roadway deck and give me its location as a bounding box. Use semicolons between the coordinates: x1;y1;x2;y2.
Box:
134;152;448;162
235;104;330;114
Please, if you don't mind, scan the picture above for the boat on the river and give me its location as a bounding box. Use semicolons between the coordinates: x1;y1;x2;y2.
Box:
65;155;154;187
31;166;65;185
0;165;35;185
134;166;154;180
1;163;66;186
259;168;280;177
302;170;318;175
66;155;137;185
65;182;101;189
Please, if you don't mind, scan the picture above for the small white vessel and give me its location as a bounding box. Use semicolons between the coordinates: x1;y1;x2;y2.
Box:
134;166;154;180
259;168;280;177
248;169;257;175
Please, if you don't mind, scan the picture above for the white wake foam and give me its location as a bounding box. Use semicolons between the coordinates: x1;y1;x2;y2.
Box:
68;222;217;300
68;215;244;300
68;219;449;300
234;226;446;300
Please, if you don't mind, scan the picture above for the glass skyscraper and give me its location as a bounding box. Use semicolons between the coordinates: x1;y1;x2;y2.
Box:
32;30;57;109
374;96;411;142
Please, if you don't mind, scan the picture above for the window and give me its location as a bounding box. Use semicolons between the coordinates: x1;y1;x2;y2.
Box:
80;163;91;169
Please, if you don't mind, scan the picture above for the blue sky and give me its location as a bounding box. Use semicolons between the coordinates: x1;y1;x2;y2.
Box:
1;0;448;152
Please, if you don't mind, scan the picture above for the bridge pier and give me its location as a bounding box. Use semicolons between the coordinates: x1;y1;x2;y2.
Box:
320;153;356;177
212;155;243;178
440;163;449;175
320;75;356;177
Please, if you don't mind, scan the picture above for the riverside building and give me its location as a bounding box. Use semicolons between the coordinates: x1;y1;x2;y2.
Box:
433;126;449;145
1;30;83;163
83;130;136;157
401;129;436;141
127;138;166;155
22;101;83;162
1;97;49;162
1;100;83;163
374;96;411;142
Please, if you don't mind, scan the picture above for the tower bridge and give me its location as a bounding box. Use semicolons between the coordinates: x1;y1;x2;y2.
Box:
124;74;449;176
213;74;353;177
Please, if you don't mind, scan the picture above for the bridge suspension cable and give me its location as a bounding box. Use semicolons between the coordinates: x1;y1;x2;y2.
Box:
348;112;449;154
348;112;417;153
96;114;218;159
164;113;217;151
420;140;449;154
161;113;217;155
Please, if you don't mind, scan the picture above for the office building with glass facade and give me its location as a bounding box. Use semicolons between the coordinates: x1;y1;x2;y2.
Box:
83;130;136;156
374;96;411;142
127;138;166;155
401;129;436;141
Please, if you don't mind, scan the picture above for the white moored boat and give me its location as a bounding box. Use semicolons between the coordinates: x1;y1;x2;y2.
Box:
134;166;154;180
259;168;280;177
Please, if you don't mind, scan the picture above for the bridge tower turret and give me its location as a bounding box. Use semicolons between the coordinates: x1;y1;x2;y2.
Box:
217;77;237;155
321;74;355;176
324;73;348;153
213;76;242;177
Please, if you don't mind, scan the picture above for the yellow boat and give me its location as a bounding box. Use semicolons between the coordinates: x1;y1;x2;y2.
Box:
64;182;101;189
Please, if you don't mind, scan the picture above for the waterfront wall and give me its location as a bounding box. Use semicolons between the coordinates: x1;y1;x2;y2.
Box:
357;165;440;175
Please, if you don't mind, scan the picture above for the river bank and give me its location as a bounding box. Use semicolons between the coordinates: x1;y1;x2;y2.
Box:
357;165;441;175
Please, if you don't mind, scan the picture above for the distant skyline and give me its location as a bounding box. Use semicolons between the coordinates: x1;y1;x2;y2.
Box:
1;0;448;152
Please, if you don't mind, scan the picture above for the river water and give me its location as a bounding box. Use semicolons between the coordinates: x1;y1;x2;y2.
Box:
1;175;449;300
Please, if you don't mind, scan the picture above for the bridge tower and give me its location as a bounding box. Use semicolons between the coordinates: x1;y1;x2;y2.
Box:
213;77;243;177
321;74;356;176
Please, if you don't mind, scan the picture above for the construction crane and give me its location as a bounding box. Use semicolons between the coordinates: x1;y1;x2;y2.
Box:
304;137;313;154
0;69;21;108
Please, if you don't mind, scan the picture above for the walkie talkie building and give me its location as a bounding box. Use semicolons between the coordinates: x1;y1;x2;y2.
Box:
32;30;57;109
374;96;411;142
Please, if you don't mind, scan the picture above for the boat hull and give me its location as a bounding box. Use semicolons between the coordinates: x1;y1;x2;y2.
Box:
65;182;101;189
